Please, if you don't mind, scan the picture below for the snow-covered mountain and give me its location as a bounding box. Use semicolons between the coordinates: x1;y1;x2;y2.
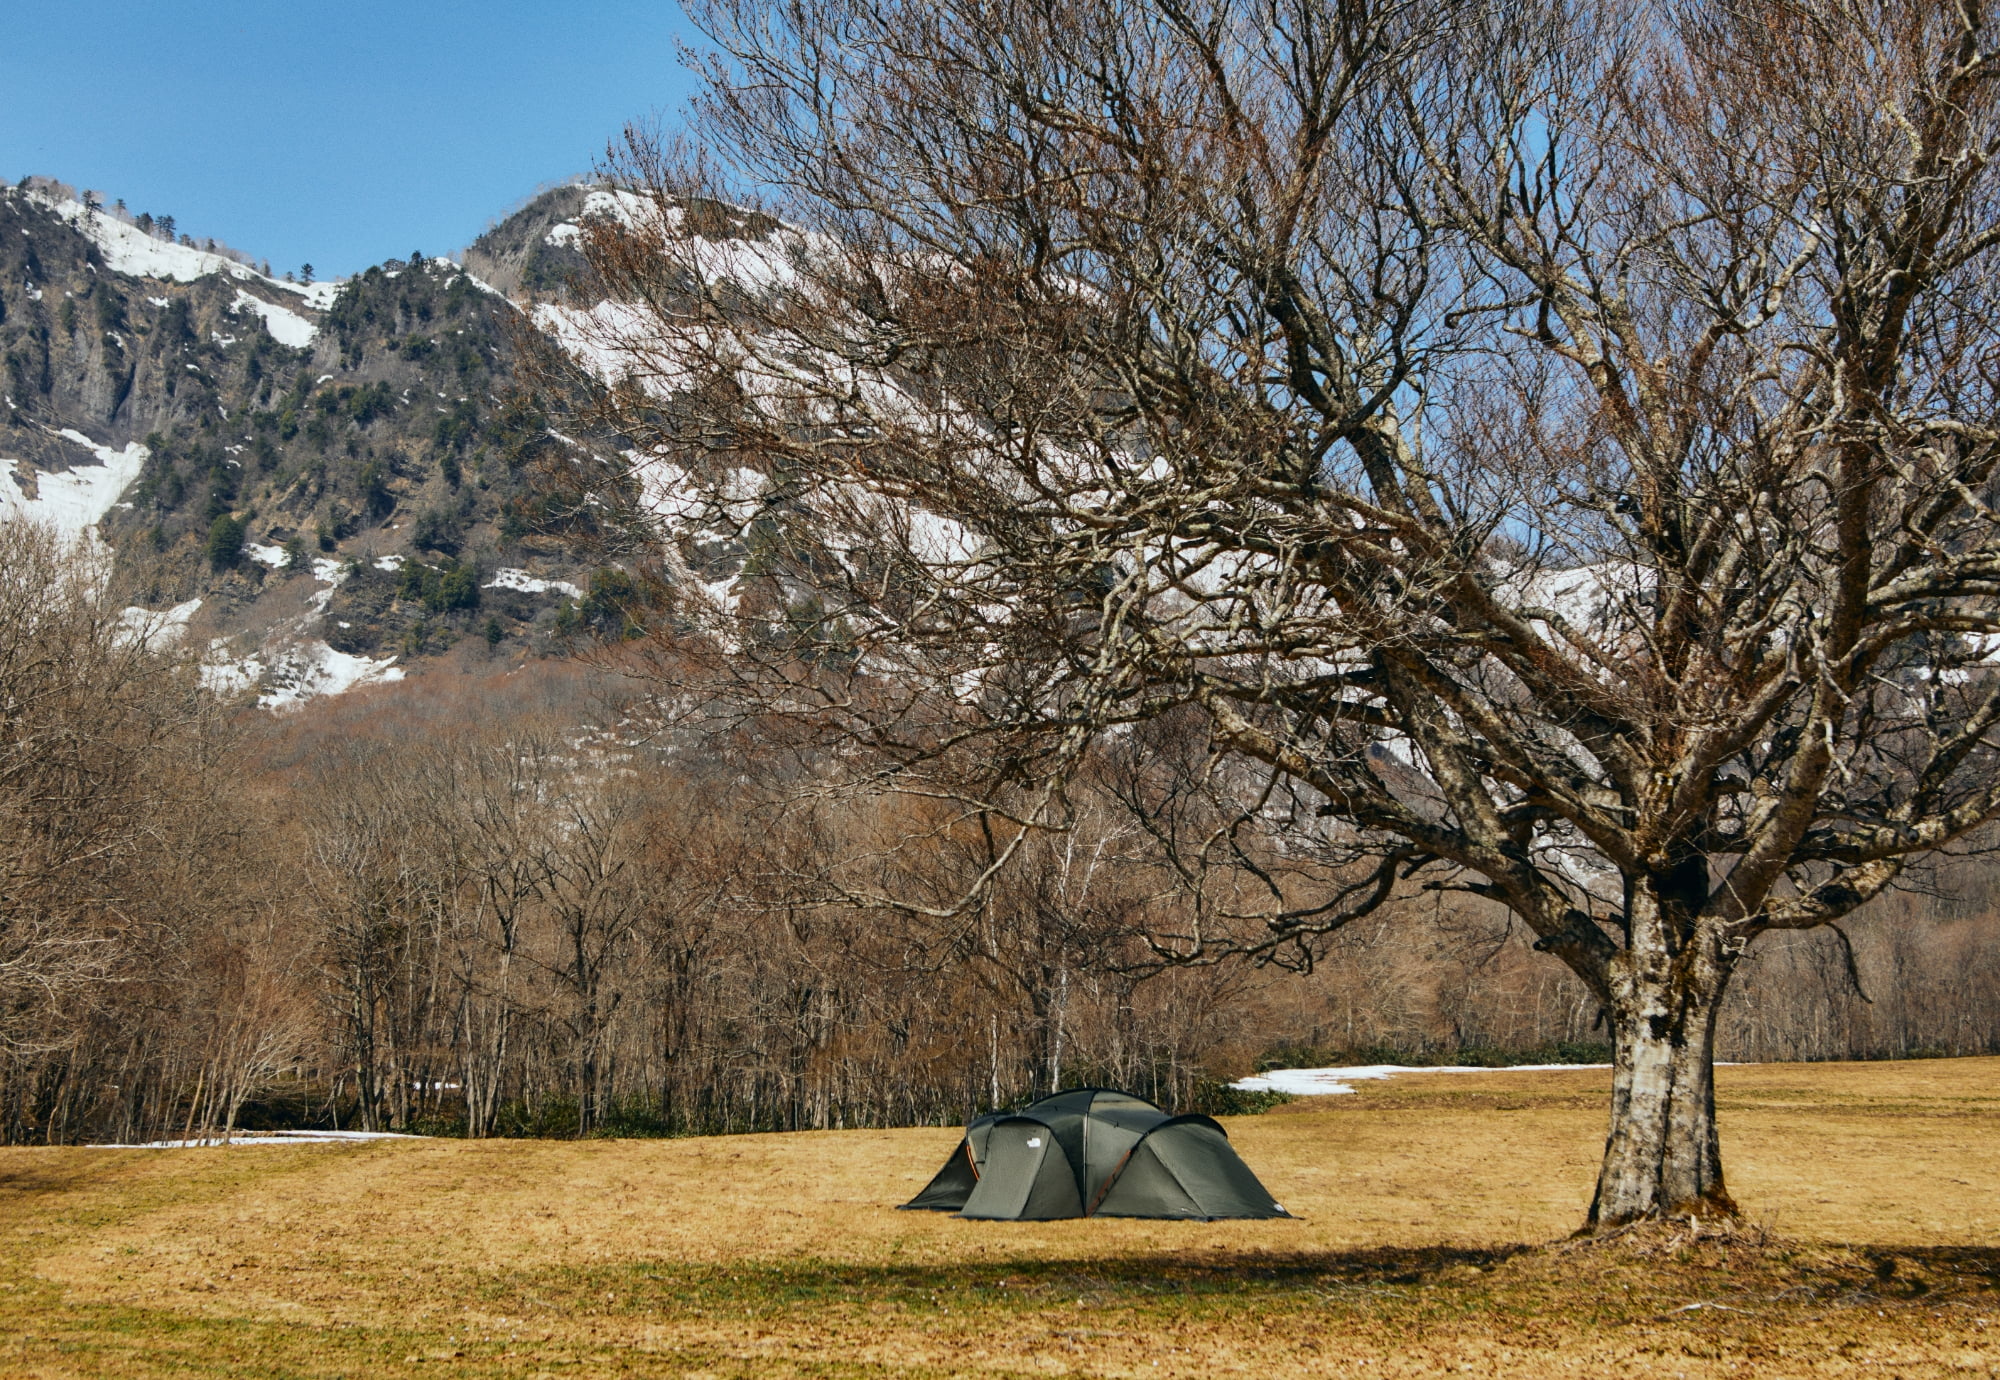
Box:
0;177;702;709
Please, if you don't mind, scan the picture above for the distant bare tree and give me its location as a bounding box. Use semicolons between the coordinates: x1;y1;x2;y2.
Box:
0;523;212;1062
502;733;655;1136
553;0;2000;1227
184;936;317;1144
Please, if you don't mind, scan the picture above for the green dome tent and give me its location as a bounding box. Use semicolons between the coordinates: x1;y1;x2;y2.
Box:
899;1088;1291;1220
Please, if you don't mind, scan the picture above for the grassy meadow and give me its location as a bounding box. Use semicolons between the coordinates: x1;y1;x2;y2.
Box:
1;1058;1995;1378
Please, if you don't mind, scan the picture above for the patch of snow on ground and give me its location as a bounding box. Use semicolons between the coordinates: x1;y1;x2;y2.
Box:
904;505;981;567
203;638;404;709
199;641;262;698
540;191;659;248
231;289;318;347
533;302;673;386
1500;560;1654;641
90;1129;423;1148
689;235;801;295
373;554;404;571
702;577;740;614
255;642;403;709
0;436;149;544
279;279;342;309
304;558;349;614
582;187;652;222
115;598;201;648
485;567;582;598
246;542;291;568
33;193;346;306
1232;1063;1613;1097
52;197;250;283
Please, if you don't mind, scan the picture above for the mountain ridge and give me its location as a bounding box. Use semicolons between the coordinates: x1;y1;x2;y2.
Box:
0;177;662;708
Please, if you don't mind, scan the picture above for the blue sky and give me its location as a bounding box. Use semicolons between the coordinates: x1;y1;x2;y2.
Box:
1;1;700;278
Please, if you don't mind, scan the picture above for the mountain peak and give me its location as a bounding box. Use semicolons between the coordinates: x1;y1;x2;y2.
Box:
1;178;615;712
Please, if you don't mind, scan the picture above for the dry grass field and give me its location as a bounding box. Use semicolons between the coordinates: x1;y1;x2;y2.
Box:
1;1058;1995;1378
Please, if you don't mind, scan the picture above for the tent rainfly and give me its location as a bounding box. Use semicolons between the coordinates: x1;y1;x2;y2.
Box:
899;1088;1292;1220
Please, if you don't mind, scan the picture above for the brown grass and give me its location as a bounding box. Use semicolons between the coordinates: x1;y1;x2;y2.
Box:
1;1058;1995;1377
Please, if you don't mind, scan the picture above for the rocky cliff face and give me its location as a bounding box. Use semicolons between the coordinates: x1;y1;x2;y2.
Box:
459;183;601;302
0;181;635;706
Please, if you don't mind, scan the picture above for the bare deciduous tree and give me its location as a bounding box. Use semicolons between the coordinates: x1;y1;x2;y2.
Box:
0;523;214;1066
555;0;2000;1228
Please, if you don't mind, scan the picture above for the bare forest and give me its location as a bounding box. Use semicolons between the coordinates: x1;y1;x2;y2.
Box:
2;517;1996;1148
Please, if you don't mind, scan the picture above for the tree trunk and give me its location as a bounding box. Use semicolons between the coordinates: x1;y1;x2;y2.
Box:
1588;914;1739;1229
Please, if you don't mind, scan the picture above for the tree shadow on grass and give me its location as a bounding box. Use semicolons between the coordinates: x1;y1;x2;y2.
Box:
0;1158;137;1203
483;1238;2000;1330
499;1243;1530;1316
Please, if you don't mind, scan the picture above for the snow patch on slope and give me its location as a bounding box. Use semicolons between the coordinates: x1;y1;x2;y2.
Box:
284;279;342;309
545;187;657;248
486;567;582;598
52;198;248;283
199;557;399;710
202;638;404;710
0;433;149;545
257;642;405;708
231;289;317;347
115;598;202;649
532;302;690;389
35;192;341;307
